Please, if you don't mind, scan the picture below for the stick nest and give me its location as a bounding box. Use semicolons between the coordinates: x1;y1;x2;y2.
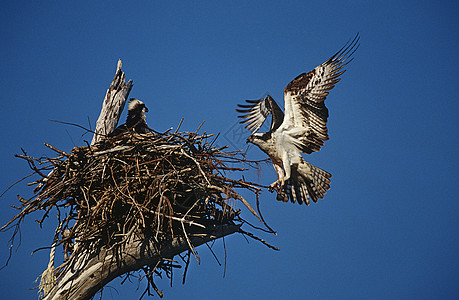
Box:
2;128;274;298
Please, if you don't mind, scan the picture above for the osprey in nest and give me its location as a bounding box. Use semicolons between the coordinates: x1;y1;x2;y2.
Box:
236;35;359;205
110;98;150;136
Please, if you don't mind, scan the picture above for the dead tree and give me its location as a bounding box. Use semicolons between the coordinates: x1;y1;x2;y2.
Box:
43;224;239;300
91;60;132;145
1;60;276;300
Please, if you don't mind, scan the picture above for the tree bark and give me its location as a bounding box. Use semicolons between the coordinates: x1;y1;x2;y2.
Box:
91;59;133;145
44;224;240;300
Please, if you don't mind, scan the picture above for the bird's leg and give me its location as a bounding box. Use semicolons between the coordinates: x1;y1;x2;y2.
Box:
269;163;284;192
281;153;292;187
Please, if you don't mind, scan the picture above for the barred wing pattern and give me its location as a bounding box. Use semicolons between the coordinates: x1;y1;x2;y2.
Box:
236;95;284;133
282;34;359;154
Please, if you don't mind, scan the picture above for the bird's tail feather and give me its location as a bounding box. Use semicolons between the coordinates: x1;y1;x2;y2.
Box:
277;159;331;205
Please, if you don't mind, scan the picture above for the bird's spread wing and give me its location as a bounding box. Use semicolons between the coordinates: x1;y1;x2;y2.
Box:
236;95;284;133
281;34;360;153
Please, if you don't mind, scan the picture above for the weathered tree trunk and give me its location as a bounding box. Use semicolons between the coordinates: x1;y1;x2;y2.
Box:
43;224;239;300
91;59;133;145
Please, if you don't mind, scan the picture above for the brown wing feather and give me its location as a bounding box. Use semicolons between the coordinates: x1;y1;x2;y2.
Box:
282;34;359;153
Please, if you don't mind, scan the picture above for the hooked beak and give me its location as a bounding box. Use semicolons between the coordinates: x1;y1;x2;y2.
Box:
144;106;149;113
246;135;253;144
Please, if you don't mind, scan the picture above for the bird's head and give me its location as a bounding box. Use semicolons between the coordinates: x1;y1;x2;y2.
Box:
246;132;271;150
128;98;148;120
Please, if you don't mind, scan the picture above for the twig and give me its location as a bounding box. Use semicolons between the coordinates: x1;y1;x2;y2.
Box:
181;148;210;185
239;228;280;251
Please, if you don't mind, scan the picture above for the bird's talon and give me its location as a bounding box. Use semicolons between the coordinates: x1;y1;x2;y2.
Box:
269;181;280;192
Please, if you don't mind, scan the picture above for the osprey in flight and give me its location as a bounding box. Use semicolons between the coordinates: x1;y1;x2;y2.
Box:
110;98;150;136
236;35;359;205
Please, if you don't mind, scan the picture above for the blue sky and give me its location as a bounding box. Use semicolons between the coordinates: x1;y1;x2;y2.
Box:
1;1;458;299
